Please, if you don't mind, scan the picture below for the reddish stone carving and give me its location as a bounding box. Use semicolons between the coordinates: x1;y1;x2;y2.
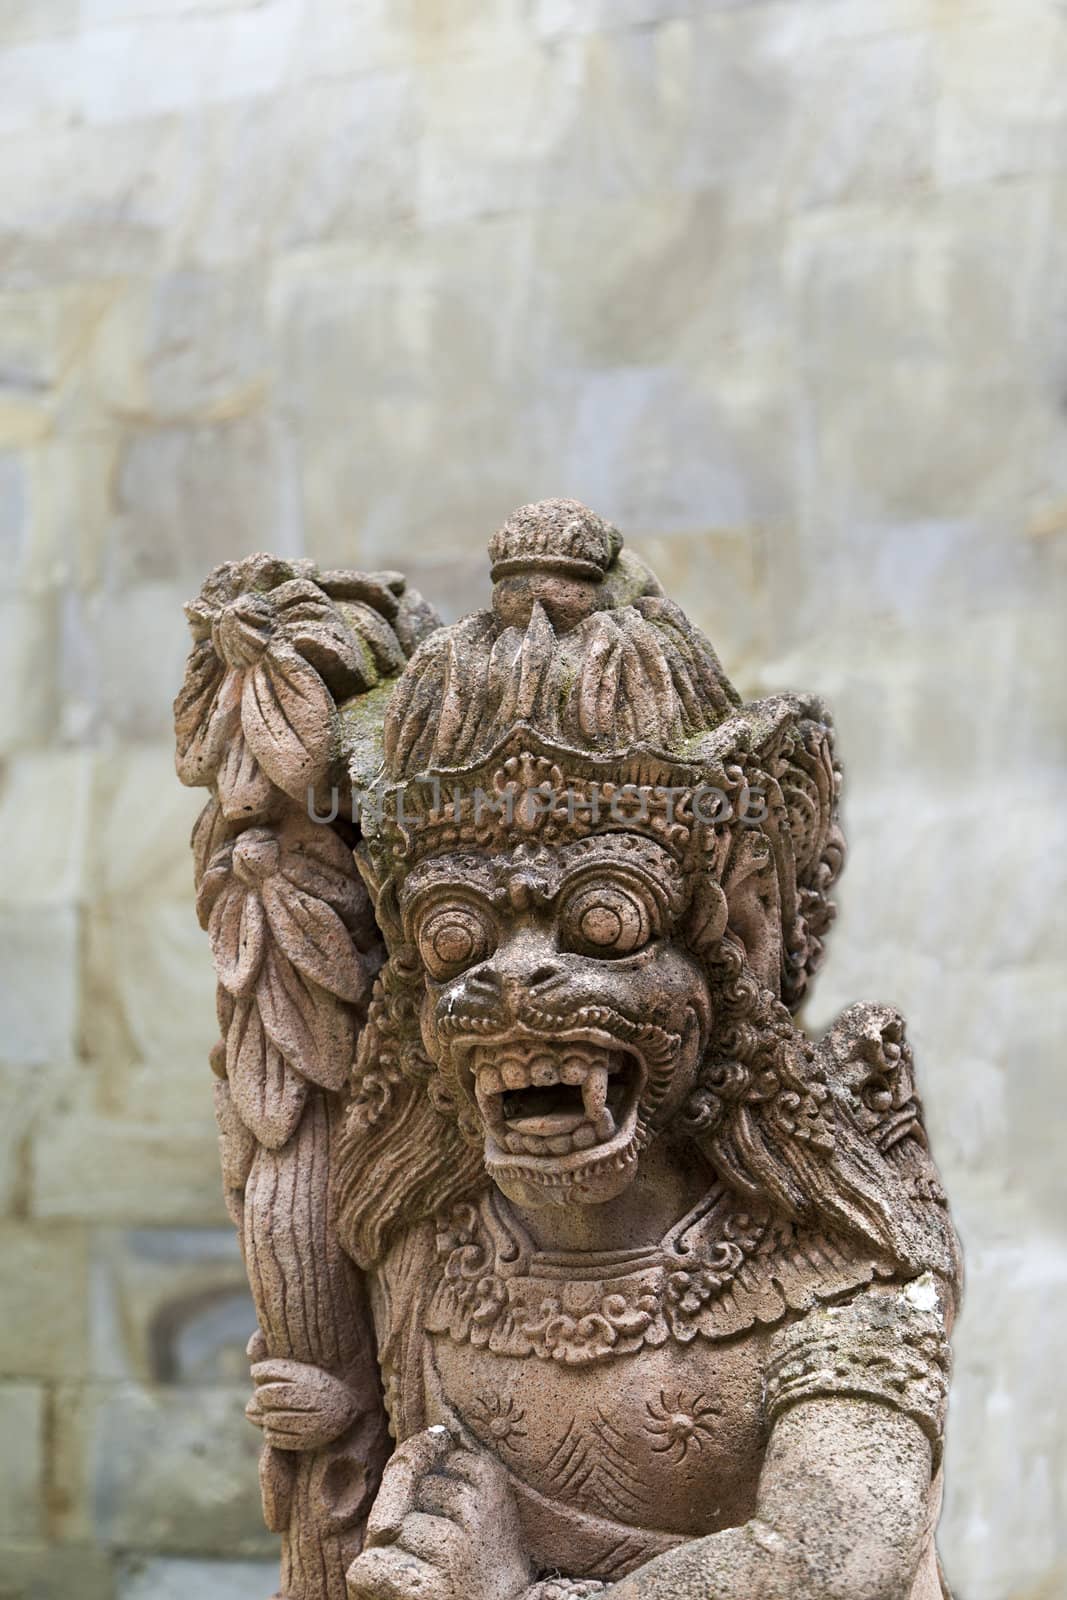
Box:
176;506;961;1600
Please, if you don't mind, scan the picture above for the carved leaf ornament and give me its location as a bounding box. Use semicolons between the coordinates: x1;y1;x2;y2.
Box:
175;554;405;819
174;556;422;1599
197;816;376;1140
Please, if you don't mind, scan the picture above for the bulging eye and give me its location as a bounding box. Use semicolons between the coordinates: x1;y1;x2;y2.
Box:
417;903;496;981
561;881;654;958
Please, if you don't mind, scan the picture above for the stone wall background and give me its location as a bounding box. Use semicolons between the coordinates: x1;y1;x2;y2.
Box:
1;1;1064;1597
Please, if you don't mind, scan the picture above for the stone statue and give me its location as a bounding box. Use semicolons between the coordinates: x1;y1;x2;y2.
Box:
175;501;961;1600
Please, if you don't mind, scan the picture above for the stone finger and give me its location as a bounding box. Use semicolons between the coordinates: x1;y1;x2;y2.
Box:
365;1427;454;1547
346;1543;447;1600
439;1446;509;1493
389;1510;467;1571
413;1470;480;1526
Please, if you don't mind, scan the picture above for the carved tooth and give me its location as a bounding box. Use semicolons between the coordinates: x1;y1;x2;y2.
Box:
561;1057;587;1086
502;1060;529;1090
521;1135;544;1155
505;1133;527;1155
594;1108;616;1142
572;1123;596;1150
478;1066;504;1096
548;1134;574;1155
530;1058;559;1087
582;1065;609;1118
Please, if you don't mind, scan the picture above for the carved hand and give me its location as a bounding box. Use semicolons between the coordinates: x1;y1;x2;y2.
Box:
245;1358;360;1451
346;1426;531;1600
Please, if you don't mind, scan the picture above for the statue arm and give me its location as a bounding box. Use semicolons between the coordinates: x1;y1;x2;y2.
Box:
603;1277;951;1600
602;1398;933;1600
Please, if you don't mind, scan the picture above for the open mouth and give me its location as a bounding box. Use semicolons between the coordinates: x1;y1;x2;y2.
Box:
471;1040;640;1159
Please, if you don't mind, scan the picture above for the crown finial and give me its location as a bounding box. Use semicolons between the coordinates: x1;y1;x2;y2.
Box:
488;497;623;631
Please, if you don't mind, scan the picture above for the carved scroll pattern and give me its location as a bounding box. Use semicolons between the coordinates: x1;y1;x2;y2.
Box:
175;557;424;1600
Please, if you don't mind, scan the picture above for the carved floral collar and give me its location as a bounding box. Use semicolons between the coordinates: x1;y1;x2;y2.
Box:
425;1183;887;1366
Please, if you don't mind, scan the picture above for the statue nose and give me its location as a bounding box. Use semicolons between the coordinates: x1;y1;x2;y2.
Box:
480;934;563;999
498;962;561;1002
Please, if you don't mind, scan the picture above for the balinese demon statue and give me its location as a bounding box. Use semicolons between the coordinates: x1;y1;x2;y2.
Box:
175;500;961;1600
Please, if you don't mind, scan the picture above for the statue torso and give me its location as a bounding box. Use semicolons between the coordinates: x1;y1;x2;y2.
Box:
373;1184;900;1580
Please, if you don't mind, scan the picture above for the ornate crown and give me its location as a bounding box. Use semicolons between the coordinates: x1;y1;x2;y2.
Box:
349;500;844;1010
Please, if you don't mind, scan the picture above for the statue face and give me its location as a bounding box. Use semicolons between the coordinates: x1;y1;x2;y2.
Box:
401;833;712;1207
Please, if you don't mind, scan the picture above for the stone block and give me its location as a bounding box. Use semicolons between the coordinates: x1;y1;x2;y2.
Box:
534;196;785;372
84;0;261;19
269;227;553;563
62;582;196;743
90;1227;255;1384
628;528;766;682
556;359;792;537
934;8;1067;187
0;1222;88;1381
0;751;91;907
87;746;203;903
0;115;200;291
80;269;269;426
192;73;418;265
0;451;28;562
85;1382;273;1554
782;187;1043;544
100;1057;220;1129
110;421;300;588
533;0;695;34
31;1111;226;1227
27;434;121;592
0;2;77;46
0;34;81;139
0;908;78;1065
940;1236;1067;1600
0;1060;80;1217
0;1542;115;1600
116;1558;280;1600
0;594;59;753
81;899;216;1067
79;3;301;125
0;1383;45;1539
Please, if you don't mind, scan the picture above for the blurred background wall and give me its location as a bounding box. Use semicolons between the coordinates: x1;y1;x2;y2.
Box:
1;1;1065;1597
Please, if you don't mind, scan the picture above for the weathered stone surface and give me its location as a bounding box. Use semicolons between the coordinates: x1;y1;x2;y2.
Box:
0;1541;115;1600
83;1382;272;1554
0;595;58;752
87;747;203;903
0;1224;88;1381
0;909;78;1065
0;1384;45;1540
90;1228;255;1384
111;420;300;586
116;1557;281;1600
0;753;91;907
81;900;215;1067
0;451;28;559
32;1112;227;1227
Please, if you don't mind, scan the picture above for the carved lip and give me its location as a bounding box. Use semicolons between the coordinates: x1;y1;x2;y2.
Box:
454;1029;645;1166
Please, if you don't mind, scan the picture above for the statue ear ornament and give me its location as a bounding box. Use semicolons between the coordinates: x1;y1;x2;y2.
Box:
176;502;961;1600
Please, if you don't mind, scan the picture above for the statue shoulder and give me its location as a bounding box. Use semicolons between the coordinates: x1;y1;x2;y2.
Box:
816;1003;962;1308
